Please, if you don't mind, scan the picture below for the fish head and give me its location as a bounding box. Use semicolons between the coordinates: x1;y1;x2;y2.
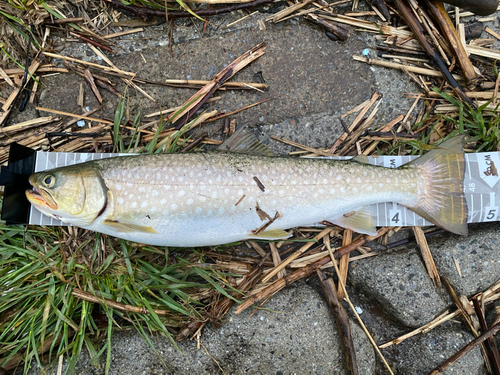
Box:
26;163;107;226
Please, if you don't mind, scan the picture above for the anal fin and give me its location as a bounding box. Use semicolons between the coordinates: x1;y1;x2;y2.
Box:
247;229;291;240
330;209;377;236
103;220;158;234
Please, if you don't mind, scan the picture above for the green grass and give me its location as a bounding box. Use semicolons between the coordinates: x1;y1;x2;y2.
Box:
0;95;237;374
376;87;500;156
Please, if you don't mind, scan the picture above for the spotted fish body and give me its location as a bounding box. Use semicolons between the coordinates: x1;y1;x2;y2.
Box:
26;137;467;246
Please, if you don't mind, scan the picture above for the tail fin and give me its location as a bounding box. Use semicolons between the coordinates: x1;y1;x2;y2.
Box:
404;136;468;235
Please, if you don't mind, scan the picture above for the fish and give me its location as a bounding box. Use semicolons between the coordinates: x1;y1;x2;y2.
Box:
26;133;468;247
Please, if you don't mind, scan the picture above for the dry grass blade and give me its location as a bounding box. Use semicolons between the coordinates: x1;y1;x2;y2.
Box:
35;107;113;124
353;56;464;80
379;310;460;348
43;52;136;77
270;135;332;156
72;289;170;315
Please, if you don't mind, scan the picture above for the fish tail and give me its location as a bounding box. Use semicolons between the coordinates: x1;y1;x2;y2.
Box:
405;136;468;235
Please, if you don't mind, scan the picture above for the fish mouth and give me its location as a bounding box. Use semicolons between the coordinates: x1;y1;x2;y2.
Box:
25;187;58;211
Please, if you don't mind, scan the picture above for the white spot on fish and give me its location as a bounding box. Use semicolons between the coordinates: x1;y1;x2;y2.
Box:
171;203;178;210
117;198;124;204
187;198;194;205
128;194;134;199
115;184;122;191
367;185;373;191
346;178;351;183
224;188;230;194
356;178;362;183
207;209;213;215
131;202;137;209
178;176;184;183
199;196;207;202
178;190;186;197
160;198;167;205
279;189;285;196
218;207;225;214
340;187;346;192
353;187;358;192
139;187;146;193
196;207;202;214
141;202;148;208
291;180;297;185
126;183;133;188
330;188;335;194
211;191;218;199
336;175;342;181
379;183;383;188
151;207;157;212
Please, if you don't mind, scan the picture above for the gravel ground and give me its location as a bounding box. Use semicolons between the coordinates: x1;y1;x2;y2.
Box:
10;3;500;374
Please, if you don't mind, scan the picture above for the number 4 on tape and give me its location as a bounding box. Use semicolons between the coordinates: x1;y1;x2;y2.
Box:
389;203;402;225
484;192;499;222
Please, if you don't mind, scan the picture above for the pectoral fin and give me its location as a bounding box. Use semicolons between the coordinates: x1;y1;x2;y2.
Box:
247;229;291;240
103;220;158;234
330;209;377;235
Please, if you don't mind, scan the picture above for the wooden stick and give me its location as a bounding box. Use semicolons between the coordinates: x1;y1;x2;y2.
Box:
317;269;359;375
429;322;500;375
425;1;476;83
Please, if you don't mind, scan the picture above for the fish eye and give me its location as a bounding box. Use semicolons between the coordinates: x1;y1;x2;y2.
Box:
43;175;55;187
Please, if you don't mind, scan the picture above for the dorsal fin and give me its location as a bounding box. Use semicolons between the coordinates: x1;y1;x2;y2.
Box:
352;154;369;164
217;127;273;156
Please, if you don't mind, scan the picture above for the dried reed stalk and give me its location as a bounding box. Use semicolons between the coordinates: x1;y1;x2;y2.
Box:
413;227;440;285
337;229;352;299
261;228;333;283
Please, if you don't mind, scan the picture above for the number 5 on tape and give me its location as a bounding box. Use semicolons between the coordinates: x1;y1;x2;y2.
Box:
484;192;499;222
